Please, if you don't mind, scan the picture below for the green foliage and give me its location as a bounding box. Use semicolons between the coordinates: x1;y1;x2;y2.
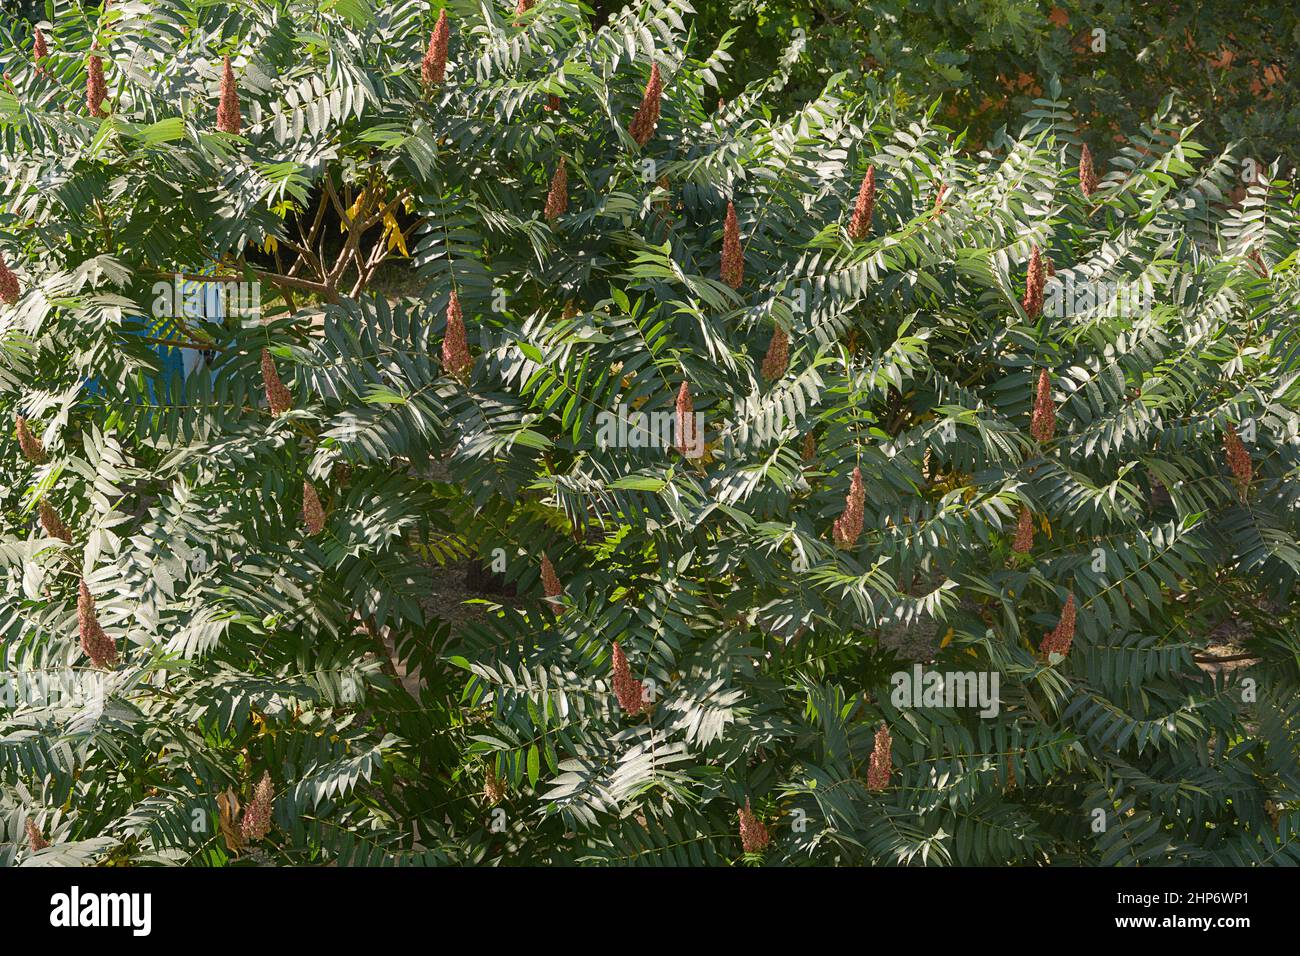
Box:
0;0;1298;867
690;0;1300;172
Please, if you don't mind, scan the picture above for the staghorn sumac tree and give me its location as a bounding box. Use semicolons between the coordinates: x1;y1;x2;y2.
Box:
0;0;1298;867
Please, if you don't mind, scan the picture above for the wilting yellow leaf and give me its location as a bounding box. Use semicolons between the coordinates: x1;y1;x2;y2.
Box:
383;210;409;257
343;189;366;231
261;234;278;255
217;789;244;854
939;627;955;649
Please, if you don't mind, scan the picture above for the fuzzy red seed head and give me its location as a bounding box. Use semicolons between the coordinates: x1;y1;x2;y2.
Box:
1041;593;1077;659
738;798;770;853
442;289;473;377
867;723;892;790
1079;143;1098;198
217;55;241;134
78;578;119;668
1012;505;1034;554
261;349;293;416
240;771;274;842
87;53;107;117
761;326;789;382
15;414;45;463
628;62;663;146
0;252;19;305
675;380;699;457
848;165;876;241
540;553;562;614
1223;423;1252;500
721;201;744;289
302;481;326;536
544;157;568;222
611;642;646;715
422;11;449;87
1030;368;1055;442
1021;246;1045;319
39;499;72;543
832;466;865;549
25;819;48;852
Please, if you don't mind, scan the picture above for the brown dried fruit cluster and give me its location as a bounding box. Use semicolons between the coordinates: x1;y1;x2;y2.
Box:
33;28;49;74
261;349;293;415
675;381;697;457
0;252;21;305
832;466;865;549
738;799;770;853
867;723;892;791
442;289;473;377
540;554;562;614
611;642;645;715
1040;593;1077;659
422;11;449;87
1022;246;1045;319
484;765;507;805
78;578;119;669
240;771;274;842
87;53;107;117
1030;369;1055;442
16;414;45;463
627;63;662;146
217;56;241;134
721;201;743;289
1223;423;1252;500
26;819;48;852
39;499;72;543
544;157;568;222
848;166;876;241
761;326;788;381
1079;143;1098;198
1012;505;1034;554
302;481;326;536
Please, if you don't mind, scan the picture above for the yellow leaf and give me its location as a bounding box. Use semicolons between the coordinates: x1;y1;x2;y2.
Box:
939;627;955;649
1039;515;1052;539
261;234;278;255
383;210;409;257
343;189;366;231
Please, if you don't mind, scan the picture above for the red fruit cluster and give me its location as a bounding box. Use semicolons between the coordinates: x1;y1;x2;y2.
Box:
217;56;241;134
16;414;45;463
442;289;473;377
1030;369;1055;442
1223;423;1252;500
627;63;662;146
87;53;107;117
240;771;275;842
302;481;326;536
78;578;119;669
721;202;743;289
1012;505;1034;554
1079;143;1098;198
611;642;645;715
867;723;892;790
39;499;72;543
832;466;865;549
761;326;789;381
261;349;293;415
848;166;876;240
1041;593;1077;658
540;553;562;614
544;157;568;222
738;798;770;853
422;11;449;87
0;252;18;305
1022;246;1045;319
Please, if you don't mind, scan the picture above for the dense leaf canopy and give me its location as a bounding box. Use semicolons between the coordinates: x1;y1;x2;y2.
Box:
1;0;1298;866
